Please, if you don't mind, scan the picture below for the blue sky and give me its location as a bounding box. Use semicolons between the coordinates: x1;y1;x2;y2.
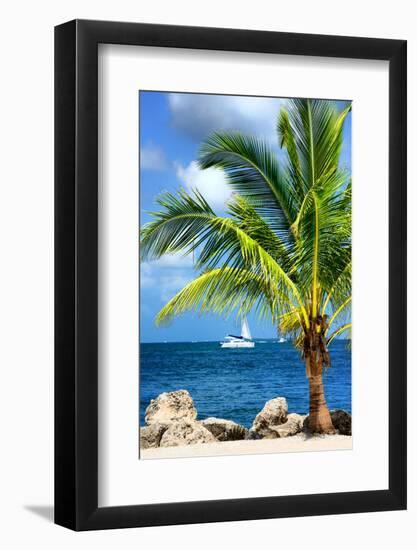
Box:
140;91;351;343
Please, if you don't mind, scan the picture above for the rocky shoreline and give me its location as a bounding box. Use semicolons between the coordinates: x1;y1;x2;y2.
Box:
140;390;352;450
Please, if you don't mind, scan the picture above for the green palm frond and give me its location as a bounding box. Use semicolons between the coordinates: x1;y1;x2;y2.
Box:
326;296;352;333
291;180;351;301
141;187;309;326
198;132;297;236
140;187;215;260
156;267;285;326
321;260;352;315
327;323;352;346
278;308;305;348
284;99;351;191
277;107;306;202
225;194;293;270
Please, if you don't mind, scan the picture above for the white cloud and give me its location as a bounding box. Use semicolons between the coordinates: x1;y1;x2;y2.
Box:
159;273;192;303
152;254;193;269
140;254;194;301
176;160;231;209
140;143;168;171
140;263;155;288
168;93;286;144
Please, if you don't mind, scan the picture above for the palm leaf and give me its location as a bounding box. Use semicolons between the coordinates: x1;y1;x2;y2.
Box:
327;323;352;346
284;99;351;190
198;132;297;236
277;107;306;203
141;188;309;326
156;267;285;326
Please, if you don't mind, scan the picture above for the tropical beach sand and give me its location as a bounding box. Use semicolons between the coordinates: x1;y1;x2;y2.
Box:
141;433;352;460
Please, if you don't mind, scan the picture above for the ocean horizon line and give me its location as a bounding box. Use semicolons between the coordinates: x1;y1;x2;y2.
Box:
140;338;351;345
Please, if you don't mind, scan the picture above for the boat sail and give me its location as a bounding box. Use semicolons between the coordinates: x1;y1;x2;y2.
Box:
241;317;251;340
220;317;255;348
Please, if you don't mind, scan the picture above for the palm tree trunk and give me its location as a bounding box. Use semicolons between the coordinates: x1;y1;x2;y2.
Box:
307;353;335;434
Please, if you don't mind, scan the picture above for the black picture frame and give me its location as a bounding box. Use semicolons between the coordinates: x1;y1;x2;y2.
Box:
55;19;407;531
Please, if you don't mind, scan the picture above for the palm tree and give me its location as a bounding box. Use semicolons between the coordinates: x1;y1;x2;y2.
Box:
140;98;351;434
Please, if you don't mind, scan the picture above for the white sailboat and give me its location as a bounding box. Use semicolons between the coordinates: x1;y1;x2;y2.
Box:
278;336;287;343
220;317;255;348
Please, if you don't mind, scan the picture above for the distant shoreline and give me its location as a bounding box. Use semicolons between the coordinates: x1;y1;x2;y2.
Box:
141;434;353;460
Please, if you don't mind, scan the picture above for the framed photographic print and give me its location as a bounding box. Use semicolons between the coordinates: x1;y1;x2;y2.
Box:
55;20;407;530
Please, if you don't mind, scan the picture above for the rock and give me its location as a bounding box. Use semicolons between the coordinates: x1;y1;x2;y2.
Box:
145;390;197;425
140;423;169;449
302;410;351;435
269;413;305;438
201;417;249;441
302;416;311;433
246;429;263;440
251;397;288;438
159;420;217;447
330;410;352;435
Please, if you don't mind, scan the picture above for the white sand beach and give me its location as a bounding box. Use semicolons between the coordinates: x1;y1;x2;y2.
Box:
141;433;352;460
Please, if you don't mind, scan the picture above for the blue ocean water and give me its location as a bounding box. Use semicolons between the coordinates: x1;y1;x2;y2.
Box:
139;339;351;428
